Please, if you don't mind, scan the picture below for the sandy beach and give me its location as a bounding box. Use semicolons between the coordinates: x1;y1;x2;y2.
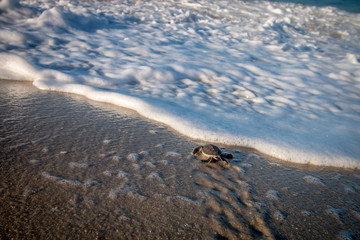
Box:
0;80;359;239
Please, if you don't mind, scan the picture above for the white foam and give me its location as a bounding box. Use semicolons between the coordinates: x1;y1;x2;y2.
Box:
83;179;101;187
103;170;117;177
240;163;253;168
42;171;100;187
127;153;140;162
41;146;50;153
9;142;28;149
108;188;125;199
99;151;116;158
139;150;150;156
112;155;123;162
146;172;163;182
166;195;201;205
58;178;82;186
42;172;62;181
158;160;169;165
301;210;314;216
109;187;146;201
149;130;158;135
29;159;41;164
303;175;326;187
126;191;147;201
103;139;112;144
166;152;182;158
326;207;343;220
0;0;359;169
69;162;93;168
144;162;156;168
273;210;285;221
117;170;130;180
266;190;280;201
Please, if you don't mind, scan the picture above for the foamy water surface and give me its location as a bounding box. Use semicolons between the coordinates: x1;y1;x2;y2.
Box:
0;0;359;168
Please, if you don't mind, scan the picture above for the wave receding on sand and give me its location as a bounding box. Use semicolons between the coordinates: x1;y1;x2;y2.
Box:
0;0;359;168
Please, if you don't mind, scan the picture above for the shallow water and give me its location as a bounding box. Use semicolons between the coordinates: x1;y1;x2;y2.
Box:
1;80;360;239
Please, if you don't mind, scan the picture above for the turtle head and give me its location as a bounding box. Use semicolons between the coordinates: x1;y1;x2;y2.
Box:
192;146;203;155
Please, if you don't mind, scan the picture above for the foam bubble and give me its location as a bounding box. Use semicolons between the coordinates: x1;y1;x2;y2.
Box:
166;152;182;158
240;163;253;168
99;151;117;158
117;170;130;180
127;153;140;162
158;160;169;165
69;162;93;168
266;190;280;201
42;171;100;187
126;191;147;201
9;142;28;149
112;155;123;162
42;172;62;181
29;159;41;164
103;170;117;177
108;188;124;199
166;195;201;205
146;172;163;182
149;130;158;135
58;178;83;186
303;176;325;187
83;179;101;187
273;210;285;221
109;187;146;201
144;162;156;168
139;150;150;156
301;210;314;216
103;139;113;144
326;207;343;220
41;146;50;153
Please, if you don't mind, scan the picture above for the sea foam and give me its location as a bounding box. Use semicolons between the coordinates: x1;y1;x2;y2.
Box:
0;0;359;168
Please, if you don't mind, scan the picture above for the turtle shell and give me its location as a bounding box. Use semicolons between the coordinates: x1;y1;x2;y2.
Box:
202;144;222;156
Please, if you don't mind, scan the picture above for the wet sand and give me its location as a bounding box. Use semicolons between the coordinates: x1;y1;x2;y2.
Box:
0;80;359;240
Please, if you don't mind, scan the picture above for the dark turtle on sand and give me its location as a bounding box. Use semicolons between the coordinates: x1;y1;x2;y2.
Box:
192;144;233;164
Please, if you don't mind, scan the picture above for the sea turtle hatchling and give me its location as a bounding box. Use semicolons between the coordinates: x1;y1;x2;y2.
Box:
192;144;233;164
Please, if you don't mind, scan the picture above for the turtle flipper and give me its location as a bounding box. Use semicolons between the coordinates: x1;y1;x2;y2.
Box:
220;156;229;164
221;153;233;161
206;157;218;163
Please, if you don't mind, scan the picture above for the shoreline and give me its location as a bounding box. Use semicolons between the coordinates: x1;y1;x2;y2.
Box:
1;80;359;239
